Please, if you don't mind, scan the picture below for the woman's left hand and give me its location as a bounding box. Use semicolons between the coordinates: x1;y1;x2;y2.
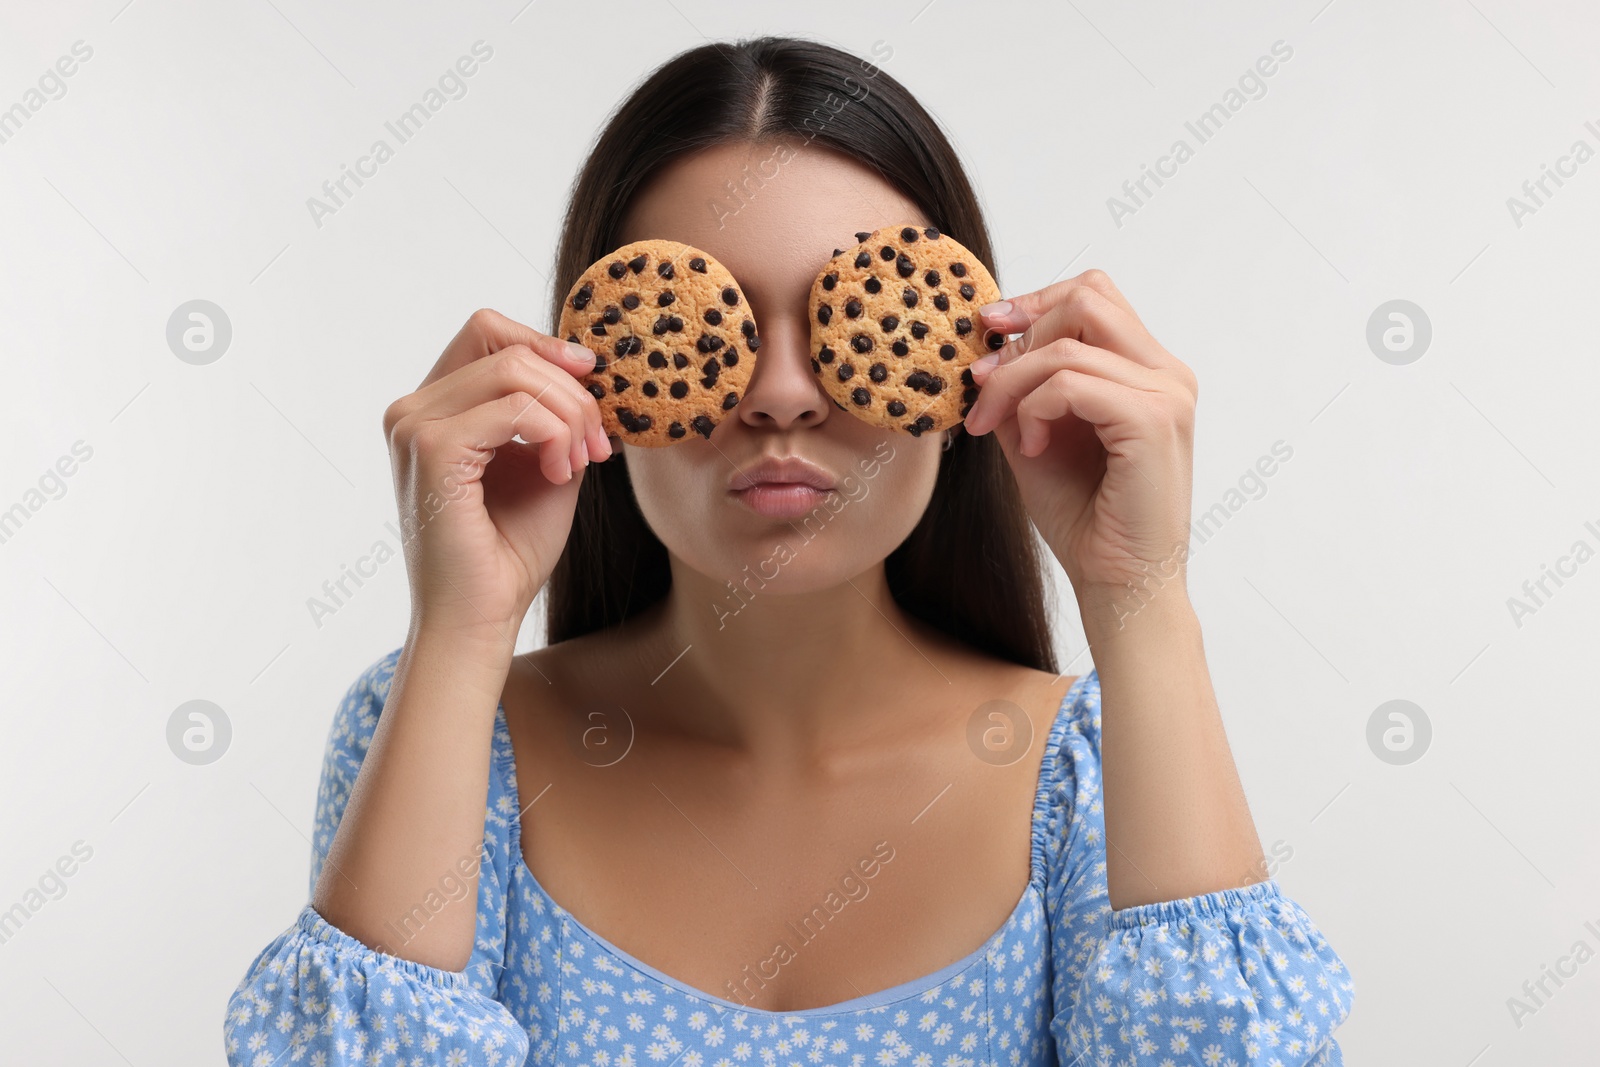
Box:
962;269;1198;611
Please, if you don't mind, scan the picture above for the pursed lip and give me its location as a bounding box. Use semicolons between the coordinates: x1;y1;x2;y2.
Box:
727;455;838;492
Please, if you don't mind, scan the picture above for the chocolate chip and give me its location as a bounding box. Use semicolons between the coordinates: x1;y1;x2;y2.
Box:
704;308;723;325
690;257;707;272
855;231;871;242
822;273;838;291
708;335;725;351
721;286;739;306
818;345;835;363
615;335;642;357
955;317;972;335
924;227;940;239
910;414;934;434
986;331;1006;350
722;392;739;410
855;251;871;268
864;277;882;294
900;226;919;242
657;261;675;279
572;284;593;310
901;288;919;308
924;269;940;287
697;336;713;353
747;335;762;352
721;350;737;366
949;262;967;277
817;305;833;325
906;370;931;391
593;354;608;374
627;254;647;273
673;352;688;369
648;350;667;368
691;414;714;437
880;245;896;261
668;421;686;439
850;334;873;353
670;380;688;398
879;314;899;332
910;321;929;340
963;386;979;403
622;293;640;310
590;323;607;336
887;399;906;417
896;254;915;278
667;315;684;332
833;248;843;257
845;298;863;318
869;362;888;382
939;343;956;360
585;382;605;400
933;293;950;311
892;340;909;356
959;283;975;300
741;319;756;338
607;260;626;279
811;357;821;373
657;291;676;307
612;375;631;392
651;317;668;335
852;386;871;405
602;305;621;325
837;363;855;380
566;334;579;343
925;375;944;395
642;381;658;397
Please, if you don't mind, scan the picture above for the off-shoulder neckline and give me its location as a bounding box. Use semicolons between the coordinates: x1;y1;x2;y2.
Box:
490;669;1094;1019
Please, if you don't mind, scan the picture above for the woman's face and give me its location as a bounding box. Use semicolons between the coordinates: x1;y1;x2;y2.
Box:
615;141;946;594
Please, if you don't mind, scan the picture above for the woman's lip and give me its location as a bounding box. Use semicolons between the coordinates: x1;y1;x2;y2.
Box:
729;482;833;518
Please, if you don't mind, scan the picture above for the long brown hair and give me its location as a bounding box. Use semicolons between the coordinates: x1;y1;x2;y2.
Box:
543;35;1057;673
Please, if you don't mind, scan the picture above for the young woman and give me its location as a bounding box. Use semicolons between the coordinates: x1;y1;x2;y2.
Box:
225;37;1352;1066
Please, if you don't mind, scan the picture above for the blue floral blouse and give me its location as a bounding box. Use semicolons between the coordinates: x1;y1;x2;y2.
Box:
224;647;1354;1065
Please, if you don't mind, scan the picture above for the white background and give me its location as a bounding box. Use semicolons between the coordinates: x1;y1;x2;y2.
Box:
2;0;1597;1061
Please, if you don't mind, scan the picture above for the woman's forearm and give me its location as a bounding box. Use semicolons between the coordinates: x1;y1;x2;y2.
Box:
1079;589;1266;911
311;626;512;971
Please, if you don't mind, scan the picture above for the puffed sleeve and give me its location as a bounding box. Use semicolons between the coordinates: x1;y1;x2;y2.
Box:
1043;668;1354;1065
223;646;529;1066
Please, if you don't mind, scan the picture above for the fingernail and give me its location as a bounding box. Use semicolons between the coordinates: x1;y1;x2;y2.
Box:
971;352;1000;377
979;300;1013;318
567;341;594;362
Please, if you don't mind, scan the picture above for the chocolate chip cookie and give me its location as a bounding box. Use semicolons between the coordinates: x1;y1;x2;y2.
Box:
808;224;1003;437
558;239;761;447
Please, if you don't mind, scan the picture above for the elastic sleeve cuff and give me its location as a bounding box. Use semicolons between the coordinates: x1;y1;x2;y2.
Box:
224;905;530;1066
1056;879;1353;1066
1107;875;1285;930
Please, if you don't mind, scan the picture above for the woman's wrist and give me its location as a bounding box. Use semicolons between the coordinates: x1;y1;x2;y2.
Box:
401;618;519;711
1074;573;1196;646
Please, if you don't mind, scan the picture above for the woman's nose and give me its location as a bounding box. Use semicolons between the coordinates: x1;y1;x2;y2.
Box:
732;313;831;432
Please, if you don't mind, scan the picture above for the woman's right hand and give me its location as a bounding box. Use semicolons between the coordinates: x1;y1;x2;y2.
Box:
383;308;611;648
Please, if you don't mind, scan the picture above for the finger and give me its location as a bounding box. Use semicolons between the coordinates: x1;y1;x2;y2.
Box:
978;283;1171;377
423;308;597;391
422;390;579;485
964;338;1162;437
390;346;610;469
1011;368;1131;457
977;268;1143;336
